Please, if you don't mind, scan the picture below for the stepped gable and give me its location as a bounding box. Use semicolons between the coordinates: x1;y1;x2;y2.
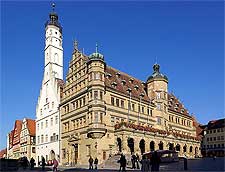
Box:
26;119;36;136
56;78;65;88
12;120;22;146
168;94;190;117
207;118;225;130
105;66;150;102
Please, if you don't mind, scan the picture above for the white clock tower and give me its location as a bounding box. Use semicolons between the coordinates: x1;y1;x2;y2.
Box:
36;3;63;164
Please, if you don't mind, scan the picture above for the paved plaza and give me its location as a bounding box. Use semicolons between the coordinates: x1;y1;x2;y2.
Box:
6;157;224;172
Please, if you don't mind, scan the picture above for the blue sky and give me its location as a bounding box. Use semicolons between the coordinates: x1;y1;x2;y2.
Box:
1;1;224;150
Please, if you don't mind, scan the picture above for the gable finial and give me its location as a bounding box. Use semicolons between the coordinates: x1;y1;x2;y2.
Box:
96;42;98;53
74;39;78;50
52;3;55;12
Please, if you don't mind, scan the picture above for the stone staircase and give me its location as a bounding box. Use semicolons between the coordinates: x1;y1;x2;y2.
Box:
100;154;132;169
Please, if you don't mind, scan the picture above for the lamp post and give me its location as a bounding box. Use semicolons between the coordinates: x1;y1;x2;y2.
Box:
127;88;132;123
138;93;144;124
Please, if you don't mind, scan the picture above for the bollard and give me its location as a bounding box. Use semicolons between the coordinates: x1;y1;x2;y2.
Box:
184;157;188;170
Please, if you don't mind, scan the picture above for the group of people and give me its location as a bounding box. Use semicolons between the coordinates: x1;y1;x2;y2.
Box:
18;156;35;170
88;156;99;170
140;151;161;172
131;153;140;169
40;156;59;172
117;151;161;172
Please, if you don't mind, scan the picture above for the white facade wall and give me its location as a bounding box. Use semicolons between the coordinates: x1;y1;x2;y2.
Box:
36;22;63;164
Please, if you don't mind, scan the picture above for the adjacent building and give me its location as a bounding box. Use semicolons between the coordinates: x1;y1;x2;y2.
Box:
201;118;225;157
60;43;201;165
0;149;7;158
35;5;64;164
20;118;36;160
7;120;22;159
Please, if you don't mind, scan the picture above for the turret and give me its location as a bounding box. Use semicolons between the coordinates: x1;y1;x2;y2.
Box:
147;63;168;128
86;43;106;139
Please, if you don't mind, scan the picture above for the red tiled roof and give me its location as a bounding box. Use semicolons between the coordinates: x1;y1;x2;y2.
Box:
168;94;190;116
12;120;22;145
0;148;7;158
105;66;190;117
207;118;225;130
26;119;36;136
105;66;150;102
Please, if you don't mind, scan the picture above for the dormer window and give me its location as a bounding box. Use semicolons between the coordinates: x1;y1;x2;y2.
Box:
106;73;112;79
181;109;184;113
129;78;134;83
134;85;139;90
141;82;145;86
111;82;117;88
127;88;132;93
121;80;126;85
116;72;121;77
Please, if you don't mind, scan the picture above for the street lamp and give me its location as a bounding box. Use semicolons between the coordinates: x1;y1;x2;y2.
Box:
127;88;132;123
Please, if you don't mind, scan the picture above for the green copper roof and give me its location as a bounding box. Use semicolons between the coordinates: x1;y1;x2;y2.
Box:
89;52;104;61
147;63;168;82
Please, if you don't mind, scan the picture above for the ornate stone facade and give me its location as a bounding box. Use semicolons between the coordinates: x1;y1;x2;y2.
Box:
60;43;201;166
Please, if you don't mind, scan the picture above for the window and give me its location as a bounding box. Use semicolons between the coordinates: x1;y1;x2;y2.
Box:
95;73;100;80
41;122;43;129
45;134;48;142
121;100;124;108
157;117;161;125
62;149;66;159
46;120;48;128
132;104;135;111
32;147;35;153
94;91;98;99
116;99;119;107
213;130;216;133
142;106;144;113
156;92;160;99
214;137;216;141
100;91;103;100
52;102;54;108
37;136;40;144
51;118;53;126
111;97;115;106
55;116;58;124
40;109;42;115
37;123;39;131
41;135;44;143
156;103;161;110
111;116;115;124
83;97;86;105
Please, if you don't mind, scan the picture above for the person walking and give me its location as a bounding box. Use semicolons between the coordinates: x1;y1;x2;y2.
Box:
41;156;46;171
89;156;94;170
52;158;59;172
140;155;150;172
94;157;98;170
151;151;160;171
131;153;136;169
136;153;140;169
119;154;127;172
30;157;35;170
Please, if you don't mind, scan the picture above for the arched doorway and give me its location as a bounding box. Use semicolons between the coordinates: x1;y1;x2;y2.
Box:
150;141;155;151
139;139;145;154
158;141;163;150
50;150;55;160
190;146;193;153
117;138;122;152
127;138;134;153
169;143;174;150
176;144;180;151
183;145;187;153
